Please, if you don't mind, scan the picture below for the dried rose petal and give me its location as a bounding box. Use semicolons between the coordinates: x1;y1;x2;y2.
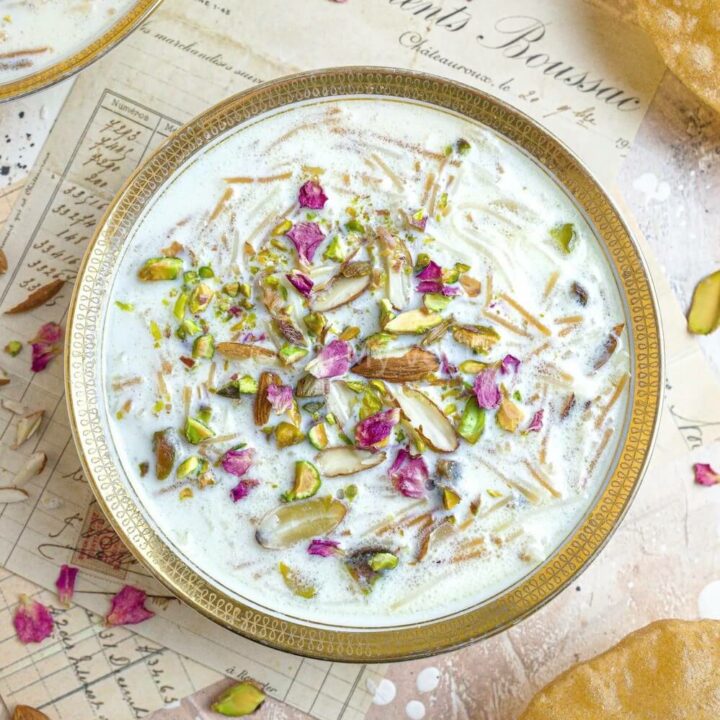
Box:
298;180;328;210
32;322;62;345
390;448;429;498
473;369;501;409
230;478;259;502
355;408;400;448
267;384;293;414
694;462;720;487
416;280;444;294
305;339;352;379
13;594;54;644
501;354;521;374
55;564;79;606
221;448;255;477
308;538;341;557
440;353;457;376
286;222;325;264
527;410;544;432
441;284;461;297
286;270;314;297
30;321;63;373
106;585;154;626
416;261;442;281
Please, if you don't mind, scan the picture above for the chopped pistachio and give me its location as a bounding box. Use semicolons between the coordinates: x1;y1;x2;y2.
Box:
308;422;329;449
345;483;358;500
441;486;462;510
179;487;194;501
457;397;485;444
178;317;201;338
457;138;471;155
192;334;215;359
198;265;214;279
139;462;149;477
211;682;266;717
368;552;398;572
177;456;200;478
183;269;199;285
384;309;443;334
138;257;183;281
272;218;293;236
423;293;452;312
223;282;240;297
115;300;134;312
275;422;305;448
551;223;578;254
488;488;503;498
378;298;395;327
452;325;500;353
415;253;431;272
4;340;22;356
283;460;321;501
458;359;489;374
238;375;259;394
687;270;720;335
323;236;346;262
149;320;163;343
279;344;308;365
345;219;365;234
197;406;212;424
173;292;188;320
364;332;393;353
279;562;316;599
303;312;326;337
188;282;214;313
438;192;449;212
184;416;214;444
339;326;360;341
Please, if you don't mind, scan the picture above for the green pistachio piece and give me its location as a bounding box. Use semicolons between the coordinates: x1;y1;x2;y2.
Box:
551;223;578;254
138;257;183;281
192;334;215;359
177;317;202;339
364;332;393;353
183;269;198;285
345;483;358;500
4;340;22;356
188;282;214;313
237;375;258;394
423;293;452;312
452;325;500;353
303;312;326;337
278;562;317;599
177;456;200;479
283;460;321;502
184;416;214;444
223;282;240;297
379;298;395;327
153;429;176;480
497;393;524;433
211;682;266;717
272;218;293;236
368;551;398;572
197;406;212;424
115;300;134;312
441;486;462;510
173;292;188;321
687;270;720;335
323;236;346;262
345;219;365;234
308;423;329;450
275;422;305;449
279;344;309;365
414;253;431;273
457;397;485;444
458;360;489;374
456;138;471;155
198;265;214;279
442;267;460;284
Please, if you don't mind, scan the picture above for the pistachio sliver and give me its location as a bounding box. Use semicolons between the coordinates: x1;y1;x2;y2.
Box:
211;682;266;717
279;562;317;599
687;270;720;335
457;397;485;444
138;257;183;281
550;223;578;254
452;324;500;353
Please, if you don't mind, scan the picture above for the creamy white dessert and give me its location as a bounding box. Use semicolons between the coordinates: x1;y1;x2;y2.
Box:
104;98;631;627
0;0;136;84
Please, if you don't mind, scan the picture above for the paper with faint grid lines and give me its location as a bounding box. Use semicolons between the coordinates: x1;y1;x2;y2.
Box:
0;1;711;719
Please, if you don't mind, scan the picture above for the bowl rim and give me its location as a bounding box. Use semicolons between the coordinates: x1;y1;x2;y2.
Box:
65;65;663;662
0;0;163;102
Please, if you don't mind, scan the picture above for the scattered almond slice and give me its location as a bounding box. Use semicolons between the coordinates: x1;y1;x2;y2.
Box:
255;496;347;549
311;274;371;312
2;399;30;415
352;347;439;382
0;487;29;505
216;342;277;361
12;410;44;450
324;380;356;431
381;234;413;310
315;447;386;477
389;385;459;453
0;367;9;387
0;249;7;275
4;279;65;315
11;452;47;487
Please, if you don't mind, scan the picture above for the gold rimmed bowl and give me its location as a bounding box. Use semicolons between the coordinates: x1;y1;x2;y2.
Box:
0;0;162;102
66;67;662;662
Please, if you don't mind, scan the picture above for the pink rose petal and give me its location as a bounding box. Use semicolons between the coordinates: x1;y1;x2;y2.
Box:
527;409;544;433
390;448;429;498
441;284;461;296
267;384;294;414
473;369;501;409
305;339;352;379
298;180;328;210
55;564;79;607
501;354;521;374
286;222;325;264
694;462;720;487
30;321;63;373
416;261;442;281
416;279;444;294
32;322;62;345
440;353;457;376
308;538;341;557
355;408;400;448
230;478;259;502
286;270;314;297
221;448;255;477
105;585;154;626
13;594;54;644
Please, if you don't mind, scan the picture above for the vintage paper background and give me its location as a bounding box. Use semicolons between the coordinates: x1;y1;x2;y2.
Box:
0;0;718;718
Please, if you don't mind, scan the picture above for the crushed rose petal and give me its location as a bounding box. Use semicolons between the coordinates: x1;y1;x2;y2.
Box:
416;279;444;294
13;594;54;644
390;448;429;498
55;564;79;606
31;321;63;373
239;331;267;343
308;538;341;557
230;478;259;502
440;353;457;376
473;369;501;409
286;222;325;264
501;354;521;374
355;408;400;448
416;261;442;281
527;409;544;432
286;270;314;297
409;210;428;231
298;180;328;210
267;384;294;414
106;585;154;626
221;448;255;477
693;462;720;487
305;339;352;379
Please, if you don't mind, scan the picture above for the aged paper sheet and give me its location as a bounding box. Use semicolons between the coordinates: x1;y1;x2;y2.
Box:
0;1;715;719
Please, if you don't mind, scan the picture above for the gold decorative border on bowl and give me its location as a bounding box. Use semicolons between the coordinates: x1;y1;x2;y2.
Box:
65;67;663;662
0;0;162;102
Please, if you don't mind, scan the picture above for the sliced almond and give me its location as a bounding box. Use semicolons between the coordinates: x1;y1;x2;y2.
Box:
315;447;387;477
389;386;459;453
11;452;47;487
0;487;30;505
254;371;281;426
384;237;413;310
459;274;482;297
324;381;356;431
0;367;9;387
12;410;44;449
255;496;347;549
216;342;277;361
0;248;7;274
310;274;371;312
384;309;443;334
452;324;500;353
13;705;50;720
4;279;64;315
295;374;327;398
2;399;30;415
352;347;439;382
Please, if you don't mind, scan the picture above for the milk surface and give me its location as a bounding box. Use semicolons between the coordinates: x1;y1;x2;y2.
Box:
104;98;631;627
0;0;136;84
